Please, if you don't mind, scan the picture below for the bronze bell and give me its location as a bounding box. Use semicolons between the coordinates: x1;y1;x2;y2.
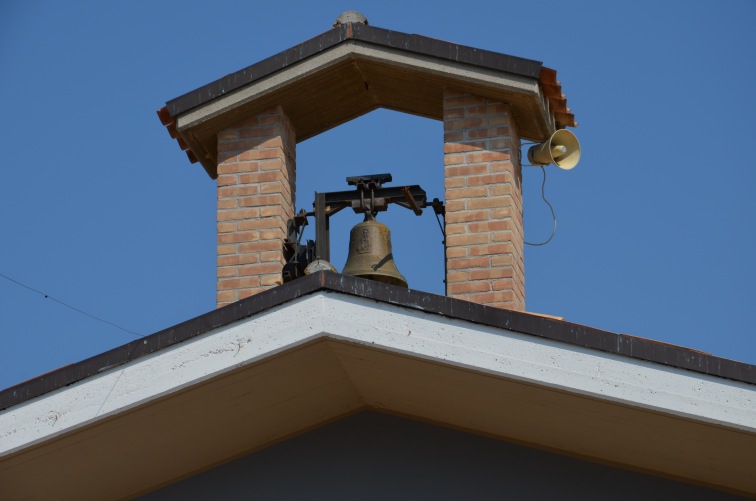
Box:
342;213;408;287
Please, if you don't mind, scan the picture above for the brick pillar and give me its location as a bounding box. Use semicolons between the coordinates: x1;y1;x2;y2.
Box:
215;106;296;307
443;91;525;311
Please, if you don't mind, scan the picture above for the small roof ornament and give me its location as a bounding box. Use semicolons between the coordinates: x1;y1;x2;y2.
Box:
334;10;368;27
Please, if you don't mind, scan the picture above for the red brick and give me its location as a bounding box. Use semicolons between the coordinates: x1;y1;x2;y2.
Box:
444;117;485;131
446;247;468;258
488;139;510;150
218;198;239;210
466;291;515;304
265;137;287;149
444;154;465;166
468;243;514;257
237;263;282;276
216;290;237;303
446;233;490;247
445;210;489;224
217;222;237;233
445;223;466;235
259;229;282;240
446;257;490;270
217;244;237;256
261;206;287;218
217;267;238;278
445;200;466;212
444;164;489;177
469;268;514;280
217;231;260;244
260;159;286;171
444;176;465;189
489;184;515;197
466;173;511;186
490;161;516;172
443;131;464;142
237;240;281;253
492;231;522;243
217;276;262;290
260;181;288;195
467;220;512;233
217;208;261;222
466;151;509;163
444;143;480;154
238;219;284;231
467;196;514;210
218;162;260;175
446;271;468;283
490;208;516;220
260;251;283;262
491;255;514;267
217;174;238;186
447;282;492;294
491;279;518;291
218;253;261;266
443;108;464;119
239;194;286;207
466;127;509;140
239;149;283;161
217;151;238;164
239;171;286;184
445;186;487;200
237;288;267;299
218;185;260;198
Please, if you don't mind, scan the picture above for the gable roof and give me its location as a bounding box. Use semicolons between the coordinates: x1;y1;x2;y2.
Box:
157;21;576;178
1;272;755;499
2;272;752;413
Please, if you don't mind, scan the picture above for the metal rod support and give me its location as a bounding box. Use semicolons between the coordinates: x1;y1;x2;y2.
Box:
314;192;330;261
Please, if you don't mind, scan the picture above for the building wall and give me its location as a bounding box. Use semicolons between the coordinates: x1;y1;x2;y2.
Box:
138;411;745;500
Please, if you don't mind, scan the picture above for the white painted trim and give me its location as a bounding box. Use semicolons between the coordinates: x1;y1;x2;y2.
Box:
2;292;755;457
174;41;543;132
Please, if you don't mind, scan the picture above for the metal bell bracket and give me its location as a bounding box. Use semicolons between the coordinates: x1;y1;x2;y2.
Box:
283;173;445;278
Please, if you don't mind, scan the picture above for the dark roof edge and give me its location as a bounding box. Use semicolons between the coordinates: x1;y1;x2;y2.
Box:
2;272;753;411
165;22;543;118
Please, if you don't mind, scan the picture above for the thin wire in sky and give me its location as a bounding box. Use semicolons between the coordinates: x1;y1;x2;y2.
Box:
0;271;145;338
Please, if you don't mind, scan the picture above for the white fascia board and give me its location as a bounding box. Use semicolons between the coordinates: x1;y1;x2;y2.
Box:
2;292;755;456
0;295;326;456
321;294;756;431
174;41;543;132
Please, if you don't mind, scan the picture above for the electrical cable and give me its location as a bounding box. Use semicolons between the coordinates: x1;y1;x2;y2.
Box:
0;271;145;338
524;165;557;246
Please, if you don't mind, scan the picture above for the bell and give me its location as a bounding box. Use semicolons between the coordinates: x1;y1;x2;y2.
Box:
342;213;408;287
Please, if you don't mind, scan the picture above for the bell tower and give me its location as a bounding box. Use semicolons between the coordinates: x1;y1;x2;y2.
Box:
157;11;576;310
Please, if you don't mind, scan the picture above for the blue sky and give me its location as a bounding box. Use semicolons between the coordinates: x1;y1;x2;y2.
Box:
1;1;754;390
